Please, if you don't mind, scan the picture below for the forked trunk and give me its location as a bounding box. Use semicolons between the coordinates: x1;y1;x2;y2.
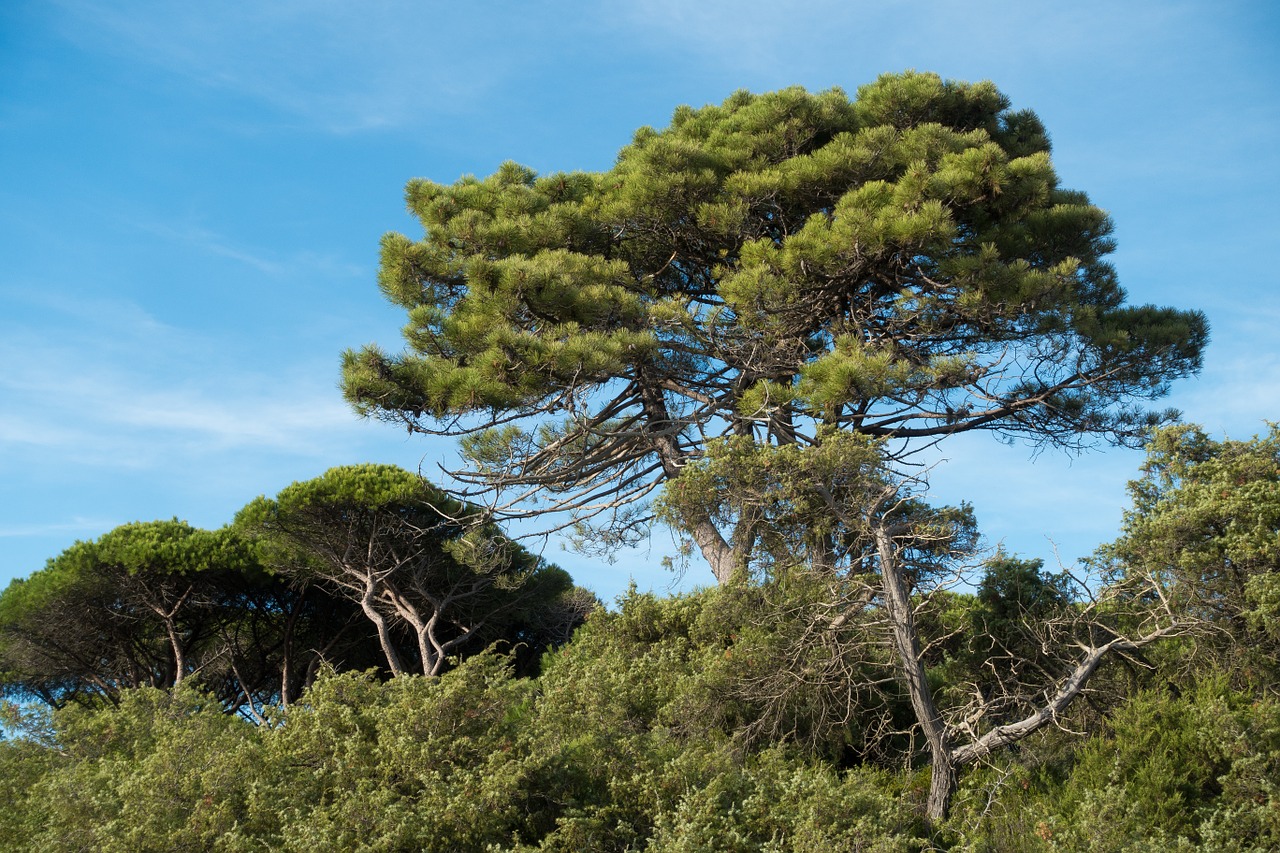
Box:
360;581;405;677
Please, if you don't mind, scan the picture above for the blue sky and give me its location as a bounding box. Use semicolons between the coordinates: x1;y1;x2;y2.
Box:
2;1;1278;599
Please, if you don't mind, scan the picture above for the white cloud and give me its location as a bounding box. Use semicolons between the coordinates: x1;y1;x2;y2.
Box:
914;432;1137;565
2;287;174;338
0;414;87;450
608;0;1194;85
1174;353;1280;439
611;0;828;74
0;361;366;466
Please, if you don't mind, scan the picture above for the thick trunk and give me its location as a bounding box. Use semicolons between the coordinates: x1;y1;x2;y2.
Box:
926;760;957;826
875;525;955;823
692;520;737;584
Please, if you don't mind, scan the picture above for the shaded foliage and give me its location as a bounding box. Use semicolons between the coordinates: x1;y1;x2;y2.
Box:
0;520;374;713
2;593;1278;852
1;467;592;715
236;463;590;678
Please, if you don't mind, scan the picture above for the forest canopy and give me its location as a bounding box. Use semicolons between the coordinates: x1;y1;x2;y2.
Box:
0;465;590;717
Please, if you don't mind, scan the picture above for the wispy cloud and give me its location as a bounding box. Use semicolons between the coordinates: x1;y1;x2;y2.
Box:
0;414;88;451
0;290;368;471
1174;354;1280;439
609;1;1156;81
50;0;511;133
610;0;834;75
2;286;175;338
129;219;364;280
0;358;366;467
604;0;1250;139
0;518;121;539
136;221;290;276
920;435;1136;541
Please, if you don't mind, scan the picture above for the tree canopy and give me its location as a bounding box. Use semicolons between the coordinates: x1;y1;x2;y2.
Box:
337;71;1210;821
236;463;587;677
342;71;1207;582
0;467;589;713
0;520;277;709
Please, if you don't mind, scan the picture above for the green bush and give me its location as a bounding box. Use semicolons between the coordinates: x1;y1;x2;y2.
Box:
945;681;1280;852
649;748;922;852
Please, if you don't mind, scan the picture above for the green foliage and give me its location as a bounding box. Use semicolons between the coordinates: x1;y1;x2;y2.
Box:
514;589;732;847
0;703;59;847
0;614;917;851
655;431;885;576
975;556;1073;623
93;519;260;577
231;653;537;852
647;749;922;852
1;588;1279;851
936;556;1078;720
0;684;260;852
1100;425;1280;684
0;655;540;852
1040;682;1280;852
920;597;1032;740
938;680;1280;853
655;430;978;594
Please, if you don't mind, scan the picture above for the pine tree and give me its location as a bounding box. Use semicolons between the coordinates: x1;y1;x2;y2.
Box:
343;71;1206;583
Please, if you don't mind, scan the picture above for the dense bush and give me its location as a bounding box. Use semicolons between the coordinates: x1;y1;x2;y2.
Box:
4;585;1280;851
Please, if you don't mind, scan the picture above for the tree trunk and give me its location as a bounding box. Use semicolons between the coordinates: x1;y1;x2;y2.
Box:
692;519;738;584
875;513;1185;822
874;524;956;823
147;584;193;687
280;603;299;709
166;617;186;686
360;580;404;677
926;758;957;826
634;371;744;584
